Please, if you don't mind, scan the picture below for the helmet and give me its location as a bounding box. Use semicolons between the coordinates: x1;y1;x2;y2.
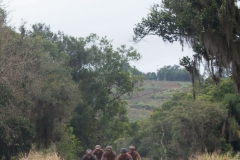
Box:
86;149;92;155
95;145;101;149
106;145;112;150
121;148;127;153
129;146;135;150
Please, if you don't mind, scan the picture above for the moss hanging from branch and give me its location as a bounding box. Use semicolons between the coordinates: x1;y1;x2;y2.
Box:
133;0;240;92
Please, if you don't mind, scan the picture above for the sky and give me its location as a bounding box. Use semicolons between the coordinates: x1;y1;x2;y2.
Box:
5;0;193;73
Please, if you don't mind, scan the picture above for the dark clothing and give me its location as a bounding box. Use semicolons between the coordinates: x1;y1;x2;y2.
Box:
92;149;104;160
82;155;98;160
101;151;117;160
116;153;132;160
127;151;141;160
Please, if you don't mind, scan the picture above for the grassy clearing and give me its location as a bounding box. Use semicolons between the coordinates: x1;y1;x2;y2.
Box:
189;152;240;160
20;148;62;160
127;108;152;122
126;80;191;122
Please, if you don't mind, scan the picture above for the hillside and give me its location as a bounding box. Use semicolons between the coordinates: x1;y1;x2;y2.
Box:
126;80;191;122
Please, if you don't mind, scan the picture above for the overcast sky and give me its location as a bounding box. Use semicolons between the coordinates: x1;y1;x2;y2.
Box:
5;0;193;73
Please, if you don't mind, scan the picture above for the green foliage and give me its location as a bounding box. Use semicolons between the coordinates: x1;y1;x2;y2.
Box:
157;65;192;81
145;72;157;80
31;38;80;150
0;4;145;159
131;102;156;110
0;115;35;159
56;124;82;159
179;56;192;72
131;78;240;159
133;100;228;159
57;34;143;148
133;0;240;93
0;83;14;106
0;8;81;158
27;24;143;151
141;64;196;81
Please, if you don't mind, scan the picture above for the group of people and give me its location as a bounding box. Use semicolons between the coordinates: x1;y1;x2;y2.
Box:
82;145;141;160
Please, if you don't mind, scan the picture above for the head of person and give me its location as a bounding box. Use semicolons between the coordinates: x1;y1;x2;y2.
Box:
106;145;112;153
95;145;101;150
129;146;135;153
86;149;92;158
121;148;127;155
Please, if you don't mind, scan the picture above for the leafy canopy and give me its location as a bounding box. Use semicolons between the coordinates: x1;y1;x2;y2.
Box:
133;0;240;92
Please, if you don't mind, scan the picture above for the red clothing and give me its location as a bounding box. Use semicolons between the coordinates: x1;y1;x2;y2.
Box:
92;149;104;160
101;151;117;160
116;153;132;160
82;155;98;160
127;151;140;160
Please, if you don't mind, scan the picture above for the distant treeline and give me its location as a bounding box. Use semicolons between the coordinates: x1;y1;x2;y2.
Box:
133;65;193;81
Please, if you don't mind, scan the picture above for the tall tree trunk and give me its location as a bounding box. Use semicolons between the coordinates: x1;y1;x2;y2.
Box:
222;121;226;137
191;70;196;100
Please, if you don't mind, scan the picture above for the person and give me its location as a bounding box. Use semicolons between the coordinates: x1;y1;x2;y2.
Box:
101;145;117;160
127;146;141;160
92;145;104;160
116;148;132;160
82;149;98;160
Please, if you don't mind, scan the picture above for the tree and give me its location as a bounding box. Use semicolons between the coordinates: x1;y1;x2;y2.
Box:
145;72;157;80
0;10;43;158
180;56;200;100
0;8;81;158
69;35;143;149
199;78;240;150
133;0;240;92
156;65;191;81
131;77;240;159
132;99;227;159
29;24;143;150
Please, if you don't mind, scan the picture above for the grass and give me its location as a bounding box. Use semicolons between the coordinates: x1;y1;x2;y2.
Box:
189;152;240;160
20;147;62;160
125;80;191;122
139;152;240;160
127;108;152;122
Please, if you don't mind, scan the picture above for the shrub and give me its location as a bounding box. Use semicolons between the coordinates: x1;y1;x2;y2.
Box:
189;152;240;160
20;146;62;160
